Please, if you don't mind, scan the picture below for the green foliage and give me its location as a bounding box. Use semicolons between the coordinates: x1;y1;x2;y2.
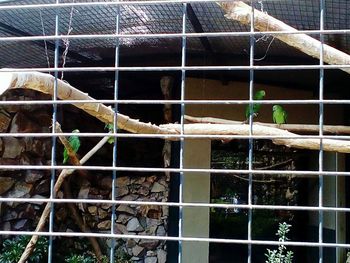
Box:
0;236;48;263
265;222;294;263
64;244;132;263
65;254;96;263
115;245;132;263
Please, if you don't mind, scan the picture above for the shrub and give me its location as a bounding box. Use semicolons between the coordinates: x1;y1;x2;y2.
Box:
265;222;293;263
0;236;48;263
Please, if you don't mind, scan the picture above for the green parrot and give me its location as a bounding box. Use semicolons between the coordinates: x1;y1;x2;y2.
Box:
245;89;266;122
105;123;117;144
272;105;287;125
63;129;80;164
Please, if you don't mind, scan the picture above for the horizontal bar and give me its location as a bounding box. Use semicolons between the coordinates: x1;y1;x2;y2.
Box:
0;132;349;140
1;197;349;212
1;99;350;105
0;29;349;43
2;64;350;73
1;230;350;249
0;165;347;176
0;0;319;11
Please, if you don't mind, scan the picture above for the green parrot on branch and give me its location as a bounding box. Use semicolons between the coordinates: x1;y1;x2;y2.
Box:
105;123;117;144
272;105;287;125
63;129;81;164
245;89;266;122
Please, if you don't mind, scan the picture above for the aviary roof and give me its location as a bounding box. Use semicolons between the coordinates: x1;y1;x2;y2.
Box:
0;0;349;68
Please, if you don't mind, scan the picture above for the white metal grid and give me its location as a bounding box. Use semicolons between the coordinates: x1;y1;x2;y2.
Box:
0;0;348;263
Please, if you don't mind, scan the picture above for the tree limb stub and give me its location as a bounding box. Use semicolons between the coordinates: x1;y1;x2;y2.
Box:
184;115;350;135
0;71;349;153
218;1;350;75
160;123;350;153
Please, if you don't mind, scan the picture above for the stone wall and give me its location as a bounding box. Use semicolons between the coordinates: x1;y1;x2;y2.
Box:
0;90;169;263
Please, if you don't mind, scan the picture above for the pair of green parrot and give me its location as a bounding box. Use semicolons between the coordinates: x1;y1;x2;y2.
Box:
245;89;287;124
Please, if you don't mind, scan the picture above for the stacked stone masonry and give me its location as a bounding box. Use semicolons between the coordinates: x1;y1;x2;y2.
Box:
0;90;169;263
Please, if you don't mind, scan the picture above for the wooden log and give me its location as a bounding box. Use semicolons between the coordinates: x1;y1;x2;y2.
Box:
218;1;350;74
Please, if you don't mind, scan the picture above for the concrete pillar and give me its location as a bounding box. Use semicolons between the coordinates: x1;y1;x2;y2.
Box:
182;139;211;263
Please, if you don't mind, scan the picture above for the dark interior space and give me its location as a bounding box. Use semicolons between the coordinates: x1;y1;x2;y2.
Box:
209;139;339;263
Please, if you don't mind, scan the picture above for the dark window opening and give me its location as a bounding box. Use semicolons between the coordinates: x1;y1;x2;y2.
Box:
209;139;322;263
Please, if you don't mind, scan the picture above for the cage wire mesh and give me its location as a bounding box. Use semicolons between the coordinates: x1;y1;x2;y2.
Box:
0;0;349;262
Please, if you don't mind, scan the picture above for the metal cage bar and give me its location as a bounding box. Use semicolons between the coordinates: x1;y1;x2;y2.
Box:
0;0;348;263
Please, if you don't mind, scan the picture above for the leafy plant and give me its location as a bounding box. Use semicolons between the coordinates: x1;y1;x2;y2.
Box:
115;246;132;263
64;250;132;263
65;254;96;263
265;222;293;263
0;235;48;263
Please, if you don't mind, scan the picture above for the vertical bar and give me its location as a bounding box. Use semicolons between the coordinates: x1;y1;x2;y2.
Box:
335;152;339;263
110;1;121;262
48;0;60;261
178;2;187;262
247;1;255;262
319;0;325;262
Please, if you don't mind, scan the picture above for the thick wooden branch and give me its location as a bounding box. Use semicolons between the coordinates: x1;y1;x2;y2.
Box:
1;71;350;153
218;1;350;75
160;123;350;153
0;71;174;135
185;115;350;135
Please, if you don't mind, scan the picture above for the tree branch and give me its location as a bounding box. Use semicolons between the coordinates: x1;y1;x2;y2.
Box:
0;71;175;135
160;123;350;153
55;123;102;261
18;123;110;263
184;115;350;135
218;1;350;75
1;72;349;154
